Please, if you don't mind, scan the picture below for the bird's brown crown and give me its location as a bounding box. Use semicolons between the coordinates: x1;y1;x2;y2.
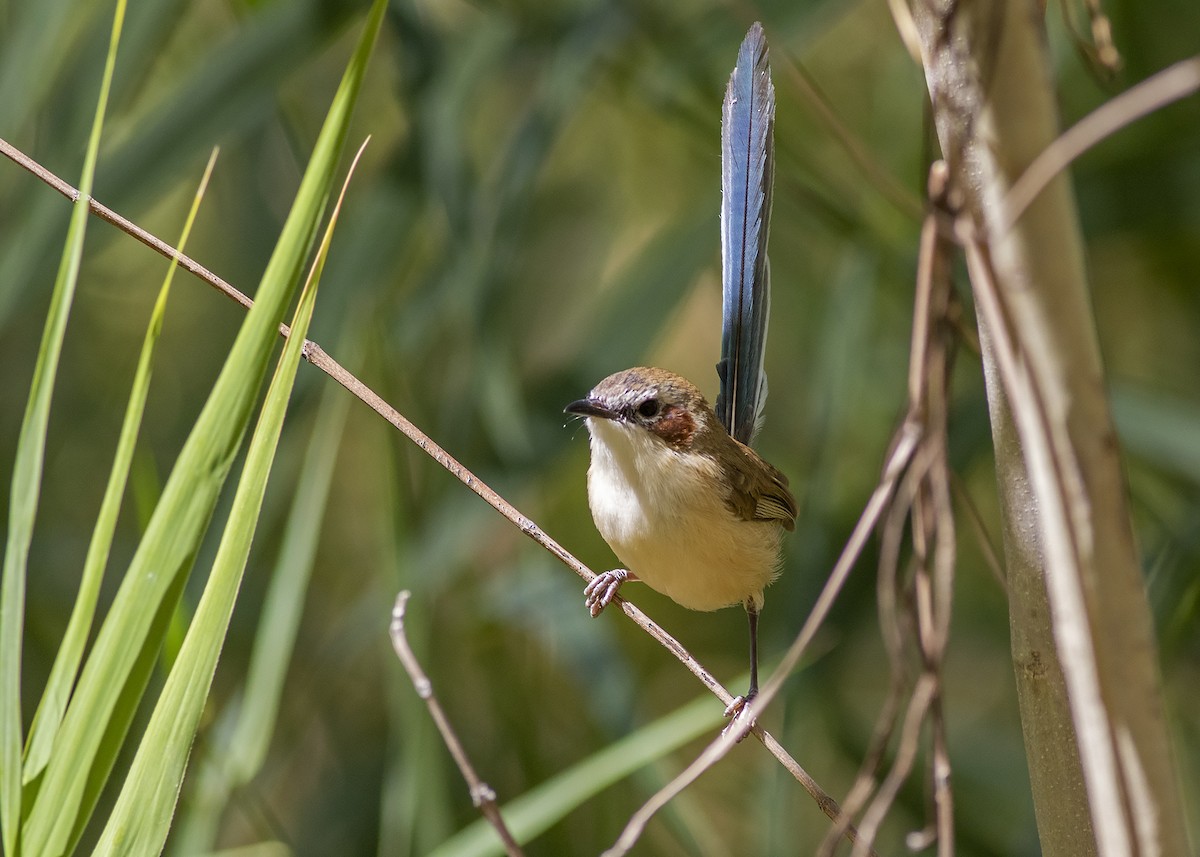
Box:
587;367;721;450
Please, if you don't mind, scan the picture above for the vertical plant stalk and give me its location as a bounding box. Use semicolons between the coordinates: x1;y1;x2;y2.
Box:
913;1;1188;854
820;162;959;857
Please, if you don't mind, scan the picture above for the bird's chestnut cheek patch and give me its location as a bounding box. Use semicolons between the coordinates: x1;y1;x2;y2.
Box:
648;405;697;448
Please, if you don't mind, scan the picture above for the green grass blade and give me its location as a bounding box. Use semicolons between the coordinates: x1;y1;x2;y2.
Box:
0;0;127;851
168;355;352;853
89;132;354;857
428;692;724;857
230;342;355;780
22;149;219;785
20;3;385;852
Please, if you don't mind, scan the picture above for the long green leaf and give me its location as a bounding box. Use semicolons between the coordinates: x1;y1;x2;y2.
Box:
167;346;353;854
0;1;127;852
226;347;353;783
22;149;219;785
19;3;385;853
89;129;359;857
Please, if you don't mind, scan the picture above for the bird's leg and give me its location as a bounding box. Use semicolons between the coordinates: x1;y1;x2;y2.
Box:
584;569;637;617
724;599;760;720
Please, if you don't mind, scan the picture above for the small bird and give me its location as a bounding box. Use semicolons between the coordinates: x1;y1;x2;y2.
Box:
566;23;789;716
564;369;796;712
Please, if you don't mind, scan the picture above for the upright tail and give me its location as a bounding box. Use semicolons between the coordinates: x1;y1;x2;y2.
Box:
715;22;775;447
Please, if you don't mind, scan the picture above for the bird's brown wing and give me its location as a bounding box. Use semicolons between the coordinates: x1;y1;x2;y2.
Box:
724;441;798;531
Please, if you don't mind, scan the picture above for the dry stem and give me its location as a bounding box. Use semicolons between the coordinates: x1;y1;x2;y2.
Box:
389;592;524;857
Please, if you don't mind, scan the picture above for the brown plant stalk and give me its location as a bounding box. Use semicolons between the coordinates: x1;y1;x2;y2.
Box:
389;591;524;857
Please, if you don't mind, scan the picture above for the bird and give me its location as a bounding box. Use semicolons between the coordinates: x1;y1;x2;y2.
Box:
565;23;790;717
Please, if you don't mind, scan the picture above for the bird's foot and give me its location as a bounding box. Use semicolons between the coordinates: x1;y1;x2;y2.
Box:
584;569;633;617
721;689;757;740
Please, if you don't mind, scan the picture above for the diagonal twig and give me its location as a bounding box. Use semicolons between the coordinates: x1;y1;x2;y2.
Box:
999;55;1200;234
389;591;524;857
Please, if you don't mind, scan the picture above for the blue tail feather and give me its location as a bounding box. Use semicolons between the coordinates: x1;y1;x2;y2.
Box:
716;22;775;447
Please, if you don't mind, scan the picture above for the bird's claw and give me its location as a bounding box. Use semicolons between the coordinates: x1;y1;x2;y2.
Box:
723;695;749;719
721;690;757;740
584;569;629;617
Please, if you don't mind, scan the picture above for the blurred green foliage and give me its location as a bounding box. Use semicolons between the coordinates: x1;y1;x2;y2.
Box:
1;0;1197;853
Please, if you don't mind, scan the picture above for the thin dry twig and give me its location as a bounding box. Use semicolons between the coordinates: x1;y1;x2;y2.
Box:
999;55;1200;234
0;138;253;313
851;675;939;856
885;0;924;65
1059;0;1122;76
818;161;960;857
949;470;1006;591
0;136;854;842
389;591;524;857
1080;0;1120;72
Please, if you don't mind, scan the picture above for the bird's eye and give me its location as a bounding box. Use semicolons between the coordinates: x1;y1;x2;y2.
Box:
637;398;661;419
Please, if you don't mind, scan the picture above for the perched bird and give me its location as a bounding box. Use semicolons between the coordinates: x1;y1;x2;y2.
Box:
565;23;791;716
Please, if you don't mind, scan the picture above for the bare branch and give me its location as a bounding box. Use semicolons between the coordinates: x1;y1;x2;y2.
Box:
949;471;1006;591
1000;55;1200;234
819;162;960;856
0;137;253;313
389;592;524;857
851;676;939;856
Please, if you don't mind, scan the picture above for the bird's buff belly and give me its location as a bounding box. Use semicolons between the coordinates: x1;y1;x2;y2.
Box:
593;504;784;611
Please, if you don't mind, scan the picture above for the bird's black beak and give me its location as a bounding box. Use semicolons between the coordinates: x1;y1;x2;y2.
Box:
564;398;618;421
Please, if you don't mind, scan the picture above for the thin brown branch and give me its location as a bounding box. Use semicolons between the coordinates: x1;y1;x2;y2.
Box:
389;592;524;857
0;137;253;313
877;460;919;677
1058;0;1121;76
1081;0;1120;72
752;418;923;722
885;0;924;65
949;471;1006;592
815;670;906;857
822;163;960;855
850;675;938;857
999;55;1200;234
931;694;954;857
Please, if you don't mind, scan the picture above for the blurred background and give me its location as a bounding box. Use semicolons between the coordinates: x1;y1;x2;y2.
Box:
1;0;1197;853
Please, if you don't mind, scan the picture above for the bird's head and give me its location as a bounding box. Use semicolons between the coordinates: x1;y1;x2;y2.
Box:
564;367;723;452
